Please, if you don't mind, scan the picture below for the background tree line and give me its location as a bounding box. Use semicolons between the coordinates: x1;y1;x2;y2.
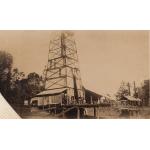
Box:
0;50;44;113
116;80;149;106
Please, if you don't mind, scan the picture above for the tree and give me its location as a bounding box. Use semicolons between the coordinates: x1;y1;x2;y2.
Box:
116;81;130;100
138;80;149;106
0;51;26;114
27;72;44;96
0;51;13;100
11;68;25;81
0;51;44;116
10;71;44;105
9;68;26;104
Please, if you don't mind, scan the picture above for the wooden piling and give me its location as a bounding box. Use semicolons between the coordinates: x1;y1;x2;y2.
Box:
94;107;97;118
62;107;65;118
77;107;80;119
97;107;99;118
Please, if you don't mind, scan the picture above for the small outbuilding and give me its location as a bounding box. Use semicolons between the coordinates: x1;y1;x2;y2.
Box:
120;95;141;107
31;88;67;108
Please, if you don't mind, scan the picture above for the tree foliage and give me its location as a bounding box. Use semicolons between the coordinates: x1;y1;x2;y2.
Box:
138;80;149;106
27;72;44;96
0;51;13;98
116;81;129;100
0;50;44;108
11;68;25;81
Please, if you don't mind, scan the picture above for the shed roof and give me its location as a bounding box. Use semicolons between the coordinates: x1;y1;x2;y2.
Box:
36;88;66;97
102;95;116;101
85;89;103;97
123;95;141;101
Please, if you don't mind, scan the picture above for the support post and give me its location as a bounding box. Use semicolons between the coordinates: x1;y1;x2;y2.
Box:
43;99;44;110
55;104;57;115
97;107;99;118
94;107;97;118
77;107;80;119
62;107;65;118
90;96;93;104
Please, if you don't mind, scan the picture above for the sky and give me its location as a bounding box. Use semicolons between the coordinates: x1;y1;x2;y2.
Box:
0;30;149;95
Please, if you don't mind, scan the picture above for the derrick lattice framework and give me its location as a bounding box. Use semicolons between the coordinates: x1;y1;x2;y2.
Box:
44;32;84;103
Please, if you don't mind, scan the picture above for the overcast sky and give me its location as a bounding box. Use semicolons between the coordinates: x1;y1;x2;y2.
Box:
0;30;149;95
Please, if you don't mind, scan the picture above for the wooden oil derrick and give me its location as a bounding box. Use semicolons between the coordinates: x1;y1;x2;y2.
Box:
43;32;84;104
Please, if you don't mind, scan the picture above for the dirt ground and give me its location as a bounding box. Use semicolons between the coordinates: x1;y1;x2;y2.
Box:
22;107;61;119
85;107;150;119
21;106;150;119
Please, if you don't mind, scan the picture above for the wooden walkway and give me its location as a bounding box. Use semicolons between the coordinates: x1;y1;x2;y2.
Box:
61;103;111;108
43;103;112;119
29;102;143;119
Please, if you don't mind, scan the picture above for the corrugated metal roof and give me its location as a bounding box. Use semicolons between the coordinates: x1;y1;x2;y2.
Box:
0;93;20;119
36;88;66;96
124;95;141;101
103;95;116;101
85;89;103;97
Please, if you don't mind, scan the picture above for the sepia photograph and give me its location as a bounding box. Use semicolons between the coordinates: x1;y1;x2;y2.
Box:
0;30;149;119
1;1;150;150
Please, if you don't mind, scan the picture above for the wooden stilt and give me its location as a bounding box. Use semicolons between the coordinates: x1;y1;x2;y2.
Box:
94;107;97;118
48;104;50;113
55;104;57;114
62;107;65;118
42;99;44;110
77;107;80;119
90;96;93;104
97;107;99;118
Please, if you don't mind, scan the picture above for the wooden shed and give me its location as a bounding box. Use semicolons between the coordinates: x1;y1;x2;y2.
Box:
31;88;67;107
120;95;141;107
